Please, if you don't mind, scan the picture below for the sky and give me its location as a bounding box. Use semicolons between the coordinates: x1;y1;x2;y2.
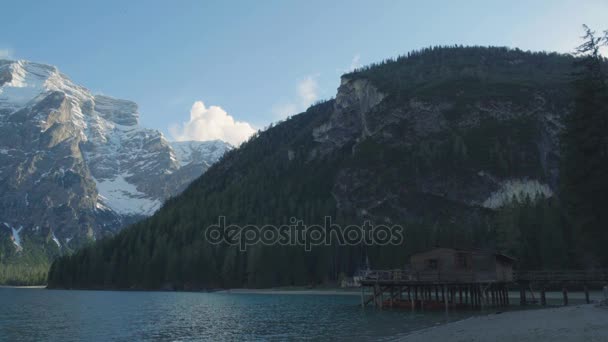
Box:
1;0;607;144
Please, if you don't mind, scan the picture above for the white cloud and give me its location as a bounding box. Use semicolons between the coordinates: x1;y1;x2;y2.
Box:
336;54;362;74
273;75;319;119
297;76;318;108
0;48;14;59
348;54;361;72
169;101;255;146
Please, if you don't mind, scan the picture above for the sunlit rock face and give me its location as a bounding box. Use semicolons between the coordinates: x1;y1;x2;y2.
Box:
0;59;231;256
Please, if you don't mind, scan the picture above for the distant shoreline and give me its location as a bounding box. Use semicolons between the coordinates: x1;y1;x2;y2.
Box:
216;288;361;296
0;285;46;289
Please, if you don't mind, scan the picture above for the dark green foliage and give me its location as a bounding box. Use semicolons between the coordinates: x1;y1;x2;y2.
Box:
495;197;574;270
560;26;608;265
0;235;57;285
346;45;575;107
0;263;48;286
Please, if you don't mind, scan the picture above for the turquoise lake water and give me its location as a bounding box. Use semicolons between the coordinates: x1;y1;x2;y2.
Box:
0;288;576;341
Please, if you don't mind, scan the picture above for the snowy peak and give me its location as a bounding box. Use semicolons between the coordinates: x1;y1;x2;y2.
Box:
0;59;232;256
0;59;139;127
93;95;139;126
0;59;86;114
170;140;232;167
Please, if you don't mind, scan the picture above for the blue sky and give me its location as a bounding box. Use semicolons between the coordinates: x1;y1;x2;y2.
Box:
1;0;606;143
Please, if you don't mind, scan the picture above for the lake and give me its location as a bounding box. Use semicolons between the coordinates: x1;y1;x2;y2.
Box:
1;288;586;341
0;288;484;341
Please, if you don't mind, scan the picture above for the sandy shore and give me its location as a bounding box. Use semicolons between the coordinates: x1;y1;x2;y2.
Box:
402;304;608;342
216;288;361;296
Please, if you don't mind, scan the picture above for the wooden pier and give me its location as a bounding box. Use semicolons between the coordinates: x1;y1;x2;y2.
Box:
515;269;608;306
360;270;510;310
360;269;608;310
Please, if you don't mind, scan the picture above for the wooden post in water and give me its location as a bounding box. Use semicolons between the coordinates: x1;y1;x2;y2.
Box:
520;285;526;306
374;284;383;309
471;286;476;308
470;286;475;308
540;287;546;306
420;286;425;311
499;287;503;306
473;286;478;308
411;286;416;311
498;287;503;306
562;287;568;306
584;285;590;304
361;286;365;308
371;285;376;308
444;284;449;314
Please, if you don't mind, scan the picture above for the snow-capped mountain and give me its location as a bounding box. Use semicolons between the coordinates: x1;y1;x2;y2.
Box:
0;59;231;256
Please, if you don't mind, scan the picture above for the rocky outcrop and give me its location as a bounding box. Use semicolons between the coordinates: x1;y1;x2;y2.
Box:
310;61;571;224
312;77;386;157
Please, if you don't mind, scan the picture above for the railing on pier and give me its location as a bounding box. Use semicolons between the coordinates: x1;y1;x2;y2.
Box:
516;269;608;282
362;269;500;283
362;269;608;284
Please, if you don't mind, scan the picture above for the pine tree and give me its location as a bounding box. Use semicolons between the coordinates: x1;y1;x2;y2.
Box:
560;25;608;266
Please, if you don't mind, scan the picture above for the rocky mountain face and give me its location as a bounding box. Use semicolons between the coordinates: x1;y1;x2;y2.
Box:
314;75;560;224
0;60;231;277
48;47;580;290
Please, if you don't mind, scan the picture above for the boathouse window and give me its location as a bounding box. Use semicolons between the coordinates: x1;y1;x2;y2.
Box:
425;258;438;270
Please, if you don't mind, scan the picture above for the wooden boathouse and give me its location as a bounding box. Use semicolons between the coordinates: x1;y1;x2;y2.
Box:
360;248;515;310
361;247;608;310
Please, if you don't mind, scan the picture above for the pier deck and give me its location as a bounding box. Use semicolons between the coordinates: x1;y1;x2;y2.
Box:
360;270;510;310
359;269;608;310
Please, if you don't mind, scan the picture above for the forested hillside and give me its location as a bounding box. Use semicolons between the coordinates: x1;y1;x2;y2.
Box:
48;45;607;290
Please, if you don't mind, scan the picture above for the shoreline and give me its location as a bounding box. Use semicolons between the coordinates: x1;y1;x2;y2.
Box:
6;285;604;300
401;303;608;341
0;285;46;289
215;287;361;296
